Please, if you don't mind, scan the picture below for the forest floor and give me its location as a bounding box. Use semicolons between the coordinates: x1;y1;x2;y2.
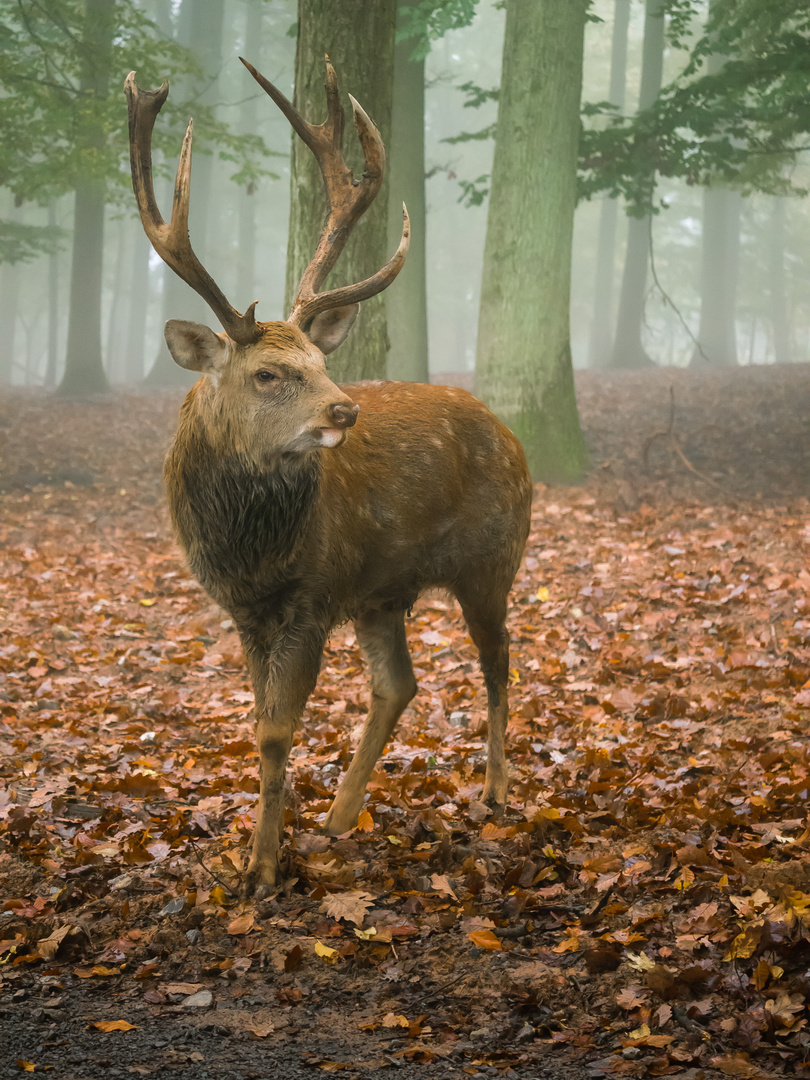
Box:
1;364;810;1080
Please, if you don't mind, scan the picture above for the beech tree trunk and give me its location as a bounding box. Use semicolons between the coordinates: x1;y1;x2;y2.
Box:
59;0;113;395
475;0;588;482
385;0;429;382
588;0;630;370
286;0;397;383
608;0;665;370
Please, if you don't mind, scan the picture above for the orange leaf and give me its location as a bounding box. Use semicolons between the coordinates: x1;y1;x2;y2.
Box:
91;1020;139;1032
227;911;256;936
467;929;502;951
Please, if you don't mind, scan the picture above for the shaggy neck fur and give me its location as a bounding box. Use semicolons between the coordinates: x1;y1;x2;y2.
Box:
167;416;320;601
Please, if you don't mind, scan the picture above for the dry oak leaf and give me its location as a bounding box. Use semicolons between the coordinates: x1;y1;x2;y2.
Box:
227;910;256;936
16;1063;53;1073
355;809;374;832
37;924;72;959
430;873;459;902
320;891;374;927
467;929;502;951
91;1020;139;1032
244;1018;275;1038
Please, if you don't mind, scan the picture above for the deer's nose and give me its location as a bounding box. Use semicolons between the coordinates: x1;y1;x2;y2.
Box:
328;402;359;429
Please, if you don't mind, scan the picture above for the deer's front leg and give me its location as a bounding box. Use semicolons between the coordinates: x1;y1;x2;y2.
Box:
242;632;323;900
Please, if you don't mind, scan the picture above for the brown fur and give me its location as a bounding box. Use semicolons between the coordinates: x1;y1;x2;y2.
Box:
163;324;532;899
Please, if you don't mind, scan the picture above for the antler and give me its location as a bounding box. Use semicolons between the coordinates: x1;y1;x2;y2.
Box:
240;57;410;332
124;72;261;345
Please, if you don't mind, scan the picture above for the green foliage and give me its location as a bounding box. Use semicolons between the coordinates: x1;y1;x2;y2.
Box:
0;0;277;262
450;0;810;213
397;0;479;60
0;219;65;263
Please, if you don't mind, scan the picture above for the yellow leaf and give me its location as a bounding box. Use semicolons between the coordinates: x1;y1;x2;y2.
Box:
626;952;655;971
534;805;561;820
552;934;580;954
91;1020;139;1032
210;886;228;905
17;1064;37;1074
354;927;378;941
139;599;157;607
356;809;374;832
314;940;338;962
382;1012;410;1028
535;586;549;602
629;1024;651;1040
468;929;502;951
386;835;403;846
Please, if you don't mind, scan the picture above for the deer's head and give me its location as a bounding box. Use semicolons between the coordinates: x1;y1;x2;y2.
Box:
124;59;409;460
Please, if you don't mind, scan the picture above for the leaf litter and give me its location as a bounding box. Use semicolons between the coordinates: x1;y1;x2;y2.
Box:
1;365;810;1077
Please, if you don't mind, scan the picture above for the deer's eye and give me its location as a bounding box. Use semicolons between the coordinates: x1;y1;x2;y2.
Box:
256;370;278;383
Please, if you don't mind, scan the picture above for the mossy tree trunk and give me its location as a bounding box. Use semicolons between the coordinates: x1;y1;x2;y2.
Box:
475;0;588;483
385;0;429;383
286;0;397;383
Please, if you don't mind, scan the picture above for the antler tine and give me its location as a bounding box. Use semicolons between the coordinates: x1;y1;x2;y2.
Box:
241;57;409;332
124;72;260;345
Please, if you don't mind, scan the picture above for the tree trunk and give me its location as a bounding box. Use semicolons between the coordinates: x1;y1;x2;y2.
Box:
690;186;741;366
689;9;742;370
475;0;588;482
286;0;397;383
236;0;263;306
59;0;114;395
587;0;630;370
146;0;224;387
385;0;429;382
0;259;20;385
608;0;664;370
45;200;60;387
769;197;791;366
125;225;152;383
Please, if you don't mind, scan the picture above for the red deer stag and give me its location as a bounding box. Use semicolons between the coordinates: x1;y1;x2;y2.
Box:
124;58;532;899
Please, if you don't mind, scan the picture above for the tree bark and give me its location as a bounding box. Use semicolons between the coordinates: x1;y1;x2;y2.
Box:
146;0;224;387
608;0;665;371
689;9;742;370
475;0;588;482
587;0;630;370
385;0;429;382
59;0;113;395
286;0;397;383
125;226;152;383
690;185;741;366
769;197;792;365
45;200;60;387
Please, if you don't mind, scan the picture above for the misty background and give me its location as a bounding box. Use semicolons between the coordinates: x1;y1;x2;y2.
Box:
1;0;808;390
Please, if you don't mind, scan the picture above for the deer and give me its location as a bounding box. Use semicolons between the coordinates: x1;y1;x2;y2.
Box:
124;57;532;899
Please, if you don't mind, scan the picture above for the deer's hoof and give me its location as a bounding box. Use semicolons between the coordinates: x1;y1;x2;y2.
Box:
243;858;278;901
323;804;358;837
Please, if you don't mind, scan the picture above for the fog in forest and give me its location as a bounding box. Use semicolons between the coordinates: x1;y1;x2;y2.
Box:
2;0;807;392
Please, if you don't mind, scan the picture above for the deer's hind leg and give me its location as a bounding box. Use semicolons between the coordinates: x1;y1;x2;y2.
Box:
455;584;511;813
324;608;417;836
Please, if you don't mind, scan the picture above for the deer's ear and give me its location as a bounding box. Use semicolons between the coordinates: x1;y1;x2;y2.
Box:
306;305;359;355
165;320;230;374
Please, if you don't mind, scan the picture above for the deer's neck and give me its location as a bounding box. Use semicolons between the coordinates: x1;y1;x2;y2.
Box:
166;425;320;604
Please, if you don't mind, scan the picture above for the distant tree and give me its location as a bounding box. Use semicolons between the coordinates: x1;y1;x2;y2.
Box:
587;0;630;371
475;0;588;482
286;0;397;383
60;0;114;395
0;0;273;390
386;0;430;383
608;0;665;371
